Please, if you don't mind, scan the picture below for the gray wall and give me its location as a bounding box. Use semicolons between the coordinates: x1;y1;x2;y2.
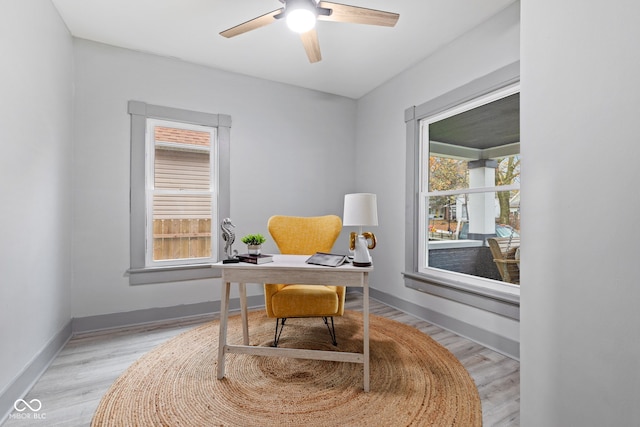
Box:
521;1;640;425
355;4;521;347
0;0;73;400
70;39;357;317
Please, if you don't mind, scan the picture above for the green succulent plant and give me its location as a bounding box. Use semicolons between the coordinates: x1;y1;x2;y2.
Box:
241;233;266;245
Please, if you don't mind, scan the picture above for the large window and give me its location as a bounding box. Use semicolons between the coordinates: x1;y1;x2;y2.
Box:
404;63;520;320
420;89;520;282
128;101;231;285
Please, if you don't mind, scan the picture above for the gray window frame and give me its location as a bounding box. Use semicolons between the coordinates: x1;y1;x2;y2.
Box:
403;62;520;320
127;101;231;285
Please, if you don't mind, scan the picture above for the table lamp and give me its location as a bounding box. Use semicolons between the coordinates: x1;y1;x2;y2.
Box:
343;193;378;267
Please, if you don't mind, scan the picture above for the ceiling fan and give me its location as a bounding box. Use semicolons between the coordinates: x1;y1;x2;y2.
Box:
219;0;399;63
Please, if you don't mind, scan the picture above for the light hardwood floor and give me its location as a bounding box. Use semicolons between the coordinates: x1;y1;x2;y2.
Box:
3;293;519;426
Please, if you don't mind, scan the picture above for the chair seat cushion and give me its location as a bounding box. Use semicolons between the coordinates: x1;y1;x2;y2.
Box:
270;285;340;318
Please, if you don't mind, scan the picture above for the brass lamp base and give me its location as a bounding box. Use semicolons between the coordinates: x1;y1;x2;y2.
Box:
349;231;376;267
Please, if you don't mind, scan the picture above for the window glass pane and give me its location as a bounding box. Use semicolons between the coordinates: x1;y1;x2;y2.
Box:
155;126;210;148
152;194;212;261
427;157;468;192
148;122;215;264
154;148;210;191
420;90;520;286
426;188;520;282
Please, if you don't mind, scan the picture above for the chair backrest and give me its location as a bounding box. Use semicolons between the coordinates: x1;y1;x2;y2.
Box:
487;237;520;284
268;215;342;255
487;237;520;258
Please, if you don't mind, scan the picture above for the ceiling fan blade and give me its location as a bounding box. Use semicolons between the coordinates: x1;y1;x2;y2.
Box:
220;8;284;38
318;2;399;27
300;29;322;63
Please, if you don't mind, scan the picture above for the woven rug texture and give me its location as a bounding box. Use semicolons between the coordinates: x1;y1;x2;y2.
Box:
91;310;481;426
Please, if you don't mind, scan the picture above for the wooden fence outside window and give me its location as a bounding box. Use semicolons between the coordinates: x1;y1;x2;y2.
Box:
153;218;211;261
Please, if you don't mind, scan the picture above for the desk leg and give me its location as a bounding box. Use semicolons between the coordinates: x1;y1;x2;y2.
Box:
217;281;231;380
239;282;249;345
363;276;370;392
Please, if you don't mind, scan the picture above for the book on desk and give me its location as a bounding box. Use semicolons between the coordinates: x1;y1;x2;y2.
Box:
236;253;274;264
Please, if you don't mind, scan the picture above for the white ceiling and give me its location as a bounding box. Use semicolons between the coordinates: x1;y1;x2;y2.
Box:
51;0;515;99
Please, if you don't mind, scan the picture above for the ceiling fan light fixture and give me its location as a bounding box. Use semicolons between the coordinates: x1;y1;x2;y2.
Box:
286;0;318;33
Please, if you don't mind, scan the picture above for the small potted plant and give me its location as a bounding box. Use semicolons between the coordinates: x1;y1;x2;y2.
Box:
241;233;266;255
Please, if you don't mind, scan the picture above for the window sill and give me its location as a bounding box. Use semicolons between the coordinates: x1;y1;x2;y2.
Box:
403;270;520;320
127;263;221;285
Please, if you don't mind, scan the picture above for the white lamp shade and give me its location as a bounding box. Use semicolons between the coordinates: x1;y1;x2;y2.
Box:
343;193;378;227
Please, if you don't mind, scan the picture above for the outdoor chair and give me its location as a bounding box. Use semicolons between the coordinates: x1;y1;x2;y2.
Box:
488;237;520;284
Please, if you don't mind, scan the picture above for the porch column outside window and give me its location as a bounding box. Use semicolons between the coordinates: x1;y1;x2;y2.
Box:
467;159;497;241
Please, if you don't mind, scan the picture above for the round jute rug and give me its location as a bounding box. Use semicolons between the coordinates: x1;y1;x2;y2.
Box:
91;311;481;427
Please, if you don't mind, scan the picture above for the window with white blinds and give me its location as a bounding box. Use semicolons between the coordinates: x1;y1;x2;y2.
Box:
146;119;217;265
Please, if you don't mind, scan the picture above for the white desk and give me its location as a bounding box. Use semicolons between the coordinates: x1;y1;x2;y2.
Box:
212;254;373;392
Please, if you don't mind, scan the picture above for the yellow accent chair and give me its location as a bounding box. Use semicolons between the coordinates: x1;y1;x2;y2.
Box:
265;215;345;346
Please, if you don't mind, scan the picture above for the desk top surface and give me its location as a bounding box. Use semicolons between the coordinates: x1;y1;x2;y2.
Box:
212;254;373;272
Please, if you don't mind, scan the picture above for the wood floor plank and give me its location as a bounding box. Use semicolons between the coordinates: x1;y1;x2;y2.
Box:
3;294;519;426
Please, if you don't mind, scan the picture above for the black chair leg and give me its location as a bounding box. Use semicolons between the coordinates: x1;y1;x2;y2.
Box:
273;318;286;347
274;317;337;347
323;316;338;346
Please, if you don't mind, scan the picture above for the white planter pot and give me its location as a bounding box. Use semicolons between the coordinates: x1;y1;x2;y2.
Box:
247;245;261;255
